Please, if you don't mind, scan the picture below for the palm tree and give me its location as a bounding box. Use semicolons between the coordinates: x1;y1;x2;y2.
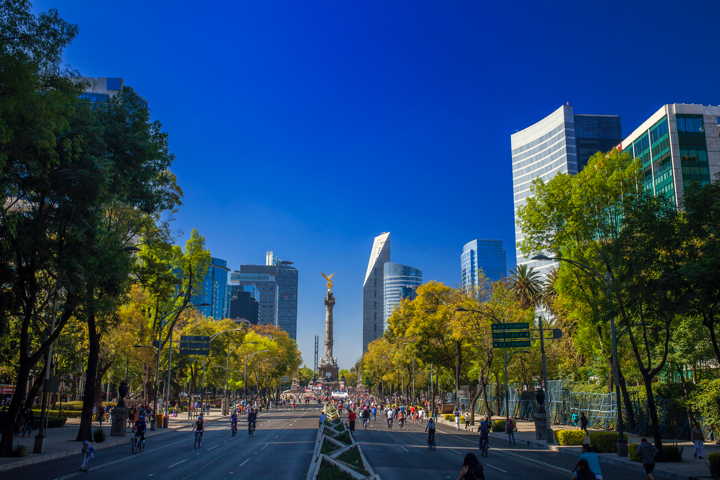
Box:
540;268;559;314
508;264;541;310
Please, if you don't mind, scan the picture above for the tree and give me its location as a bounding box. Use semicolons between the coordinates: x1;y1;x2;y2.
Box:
508;264;541;310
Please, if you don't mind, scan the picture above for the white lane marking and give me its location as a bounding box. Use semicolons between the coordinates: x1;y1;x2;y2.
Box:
208;445;219;451
399;446;409;452
261;443;270;450
239;459;251;466
449;448;462;455
274;435;279;439
168;459;189;468
485;463;507;473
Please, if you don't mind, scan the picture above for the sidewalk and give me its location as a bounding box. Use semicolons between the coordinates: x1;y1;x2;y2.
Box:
0;409;225;472
436;415;712;480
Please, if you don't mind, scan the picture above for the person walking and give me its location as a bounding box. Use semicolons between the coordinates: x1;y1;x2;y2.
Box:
692;422;704;459
571;458;597;480
457;452;485;479
464;410;471;430
455;408;461;431
571;410;579;429
505;417;516;445
580;412;589;435
23;406;34;437
637;438;659;480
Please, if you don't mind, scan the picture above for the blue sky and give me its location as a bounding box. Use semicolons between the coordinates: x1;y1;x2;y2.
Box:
38;0;720;369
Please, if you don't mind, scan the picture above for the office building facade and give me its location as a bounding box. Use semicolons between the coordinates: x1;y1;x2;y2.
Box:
275;259;298;340
383;263;422;327
231;266;278;327
511;105;622;276
362;232;390;352
621;104;720;205
193;257;230;320
80;77;148;107
227;285;260;324
461;239;507;289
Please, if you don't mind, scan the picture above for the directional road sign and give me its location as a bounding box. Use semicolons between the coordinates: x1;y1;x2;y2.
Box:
491;323;530;330
179;335;210;356
492;331;529;339
492;340;531;348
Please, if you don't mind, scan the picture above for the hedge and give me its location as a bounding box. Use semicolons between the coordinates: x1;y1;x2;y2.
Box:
33;409;82;418
708;451;720;479
629;443;684;463
554;429;586;445
589;432;628;453
30;416;67;429
492;420;507;432
443;414;455;421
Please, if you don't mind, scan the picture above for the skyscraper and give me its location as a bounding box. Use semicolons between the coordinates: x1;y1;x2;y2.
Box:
621;104;720;205
231;266;277;327
362;232;390;352
275;259;299;340
461;240;507;289
383;263;422;328
227;285;260;324
80;77;148;107
193;257;230;320
511;105;622;277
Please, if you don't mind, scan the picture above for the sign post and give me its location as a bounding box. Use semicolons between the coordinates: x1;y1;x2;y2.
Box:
492;322;531;421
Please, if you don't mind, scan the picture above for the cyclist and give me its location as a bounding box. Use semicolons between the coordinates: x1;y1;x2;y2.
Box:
397;409;405;429
231;411;238;436
134;414;147;449
478;420;490;454
247;408;257;436
194;415;205;447
292;401;296;412
386;407;394;429
371;405;377;422
361;407;370;429
425;418;436;448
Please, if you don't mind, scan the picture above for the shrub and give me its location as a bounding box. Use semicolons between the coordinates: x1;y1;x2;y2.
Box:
13;445;27;457
32;416;68;429
492;420;507;432
659;444;683;462
333;430;352;445
443;414;455;421
320;438;339;455
589;432;628;453
708;451;720;479
317;459;354;480
93;428;106;443
336;446;370;477
554;429;586;445
628;443;641;462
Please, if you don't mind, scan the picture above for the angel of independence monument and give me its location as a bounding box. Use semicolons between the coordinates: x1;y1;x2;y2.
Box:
318;273;340;387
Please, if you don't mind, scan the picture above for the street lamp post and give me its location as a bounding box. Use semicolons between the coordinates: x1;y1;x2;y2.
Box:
533;254;627;457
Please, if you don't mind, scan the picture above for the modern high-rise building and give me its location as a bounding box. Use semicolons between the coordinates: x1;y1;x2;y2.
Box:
362;232;390;352
80;77;148;107
620;104;720;205
193;257;230;320
461;240;507;289
227;285;260;324
229;252;298;338
383;263;422;328
511;105;622;277
275;259;299;340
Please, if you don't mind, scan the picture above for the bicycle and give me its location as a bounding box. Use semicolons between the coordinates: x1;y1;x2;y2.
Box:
231;422;237;437
479;437;489;457
427;433;436;451
399;418;405;430
131;432;145;453
248;421;256;437
194;430;203;448
363;418;369;430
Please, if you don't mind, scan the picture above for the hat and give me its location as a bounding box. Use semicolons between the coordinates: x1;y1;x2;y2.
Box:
83;440;89;445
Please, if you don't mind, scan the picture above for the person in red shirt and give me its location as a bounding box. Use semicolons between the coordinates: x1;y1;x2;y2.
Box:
348;408;356;434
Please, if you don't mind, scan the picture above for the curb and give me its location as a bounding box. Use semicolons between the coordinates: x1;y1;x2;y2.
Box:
0;414;223;472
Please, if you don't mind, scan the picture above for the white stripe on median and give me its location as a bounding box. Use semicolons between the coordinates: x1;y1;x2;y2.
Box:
239;459;251;466
168;459;189;468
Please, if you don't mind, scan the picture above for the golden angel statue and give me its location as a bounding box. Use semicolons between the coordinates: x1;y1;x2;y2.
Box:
321;272;335;291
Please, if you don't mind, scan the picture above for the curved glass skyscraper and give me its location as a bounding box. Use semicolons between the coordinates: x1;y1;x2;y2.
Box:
383;262;422;328
461;239;506;289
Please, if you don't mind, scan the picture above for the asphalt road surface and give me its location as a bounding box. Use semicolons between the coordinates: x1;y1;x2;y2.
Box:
8;405;322;480
356;416;665;480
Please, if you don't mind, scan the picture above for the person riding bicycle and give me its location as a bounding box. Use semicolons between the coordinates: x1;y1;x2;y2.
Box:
478;420;490;453
361;407;370;427
247;408;257;435
231;411;238;433
425;418;436;445
194;415;205;444
386;407;394;428
371;405;377;422
133;414;147;447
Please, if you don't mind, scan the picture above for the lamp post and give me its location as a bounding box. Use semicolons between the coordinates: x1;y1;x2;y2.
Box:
532;254;627;457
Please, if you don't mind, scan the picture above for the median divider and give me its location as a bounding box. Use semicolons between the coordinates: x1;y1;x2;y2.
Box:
306;403;379;480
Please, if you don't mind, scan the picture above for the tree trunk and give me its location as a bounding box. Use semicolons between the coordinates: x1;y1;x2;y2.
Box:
76;311;100;442
702;312;720;366
677;365;695;440
0;363;31;456
618;366;637;432
644;376;664;458
25;364;47;411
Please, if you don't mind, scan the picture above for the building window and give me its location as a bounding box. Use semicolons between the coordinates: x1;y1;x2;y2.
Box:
677;115;705;133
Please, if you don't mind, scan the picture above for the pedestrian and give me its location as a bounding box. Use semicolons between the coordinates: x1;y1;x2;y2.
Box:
692;422;704;459
455;408;461;430
574;444;602;479
23;407;34;437
571;410;579;429
348;408;356;434
505;417;516;445
457;452;485;480
571;458;596;480
580;412;589;434
15;409;25;437
637;438;659;480
79;440;94;472
465;411;470;430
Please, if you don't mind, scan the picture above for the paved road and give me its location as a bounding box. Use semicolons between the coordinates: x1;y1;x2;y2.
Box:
9;405;322;480
357;417;663;480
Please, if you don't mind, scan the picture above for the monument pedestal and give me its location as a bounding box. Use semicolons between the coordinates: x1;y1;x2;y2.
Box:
111;381;130;437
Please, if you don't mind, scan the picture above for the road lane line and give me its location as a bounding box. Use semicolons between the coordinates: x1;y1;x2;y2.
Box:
485;463;507;473
168;459;189;468
239;458;251;466
208;445;219;451
261;443;270;450
449;448;462;455
399;446;409;452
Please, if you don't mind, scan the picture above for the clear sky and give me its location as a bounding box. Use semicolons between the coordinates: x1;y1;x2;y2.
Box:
37;0;720;369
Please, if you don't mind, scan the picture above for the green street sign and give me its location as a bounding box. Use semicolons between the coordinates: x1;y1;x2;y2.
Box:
492;331;530;339
493;340;531;349
491;322;530;331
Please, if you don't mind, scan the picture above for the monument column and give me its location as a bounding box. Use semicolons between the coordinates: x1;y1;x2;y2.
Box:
318;273;339;383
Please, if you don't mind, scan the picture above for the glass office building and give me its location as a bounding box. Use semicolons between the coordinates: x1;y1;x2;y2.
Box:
511;105;622;277
383;262;422;328
193;257;230;320
275;260;298;340
362;233;390;352
231;266;278;327
461;240;507;289
621;104;720;206
79;77;148;107
227;285;260;324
